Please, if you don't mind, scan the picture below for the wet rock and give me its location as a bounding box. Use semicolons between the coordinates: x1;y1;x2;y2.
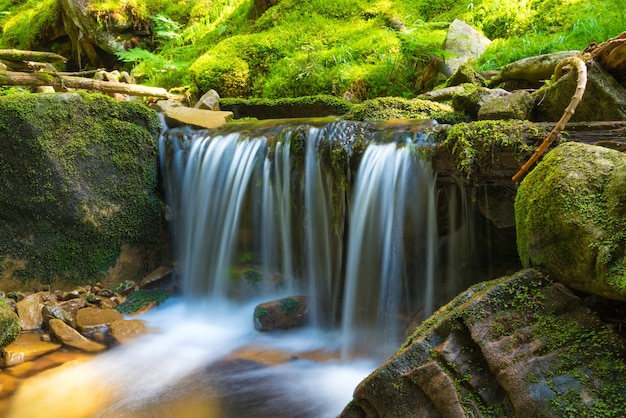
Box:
163;106;234;130
42;304;75;328
0;298;20;349
478;90;534;120
109;319;150;345
16;293;44;331
75;307;124;333
139;266;173;289
1;332;61;367
533;60;626;122
254;296;309;332
48;319;106;353
444;19;491;73
516;142;626;301
451;86;510;120
341;270;626;417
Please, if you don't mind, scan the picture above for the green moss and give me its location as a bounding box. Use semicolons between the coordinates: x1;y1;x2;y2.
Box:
220;95;354;119
254;306;268;319
344;97;453;122
443;120;546;180
115;289;172;314
279;297;300;315
0;297;19;349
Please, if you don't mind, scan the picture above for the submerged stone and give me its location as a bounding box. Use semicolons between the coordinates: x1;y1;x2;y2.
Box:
515;142;626;301
48;318;106;352
1;332;61;367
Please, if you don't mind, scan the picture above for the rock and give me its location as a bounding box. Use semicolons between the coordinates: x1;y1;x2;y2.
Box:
0;92;168;291
515;142;626;301
254;296;309;332
194;89;221;111
163;106;234;130
490;50;580;86
341;270;626;417
478;90;534;120
109;319;150;345
1;332;61;367
445;60;486;87
48;319;106;352
16;293;44;331
450;86;510;120
444;19;491;73
75;307;124;333
139;266;173;289
42;298;86;328
533;60;626;122
0;297;20;349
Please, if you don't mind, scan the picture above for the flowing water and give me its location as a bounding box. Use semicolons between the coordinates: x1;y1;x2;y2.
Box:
6;118;497;417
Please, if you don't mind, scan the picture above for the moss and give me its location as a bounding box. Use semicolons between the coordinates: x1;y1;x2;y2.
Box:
443;119;547;180
220;95;354;119
344;97;454;122
0;297;19;349
254;306;268;319
0;92;165;288
279;297;300;316
115;288;172;314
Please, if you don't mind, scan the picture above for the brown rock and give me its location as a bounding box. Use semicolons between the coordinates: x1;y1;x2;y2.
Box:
75;307;123;333
109;319;150;345
253;296;309;332
16;293;44;331
48;319;106;353
139;266;173;289
1;332;61;367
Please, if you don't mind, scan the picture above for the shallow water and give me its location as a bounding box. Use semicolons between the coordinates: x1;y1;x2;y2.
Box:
6;298;378;418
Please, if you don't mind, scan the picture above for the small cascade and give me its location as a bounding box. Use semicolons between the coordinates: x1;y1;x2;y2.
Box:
160;118;479;360
341;142;437;359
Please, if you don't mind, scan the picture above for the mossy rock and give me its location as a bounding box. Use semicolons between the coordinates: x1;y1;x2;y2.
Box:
0;297;20;349
341;269;626;417
515;142;626;301
344;97;454;122
220;95;354;119
0;92;168;290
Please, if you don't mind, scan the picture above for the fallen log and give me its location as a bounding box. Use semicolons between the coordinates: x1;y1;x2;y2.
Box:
0;49;67;63
0;70;173;99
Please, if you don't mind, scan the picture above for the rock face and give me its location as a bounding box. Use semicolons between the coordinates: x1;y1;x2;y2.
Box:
515;142;626;301
341;270;626;417
0;92;169;290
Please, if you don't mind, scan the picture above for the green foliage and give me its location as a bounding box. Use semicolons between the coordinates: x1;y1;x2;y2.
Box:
0;0;59;50
116;289;172;314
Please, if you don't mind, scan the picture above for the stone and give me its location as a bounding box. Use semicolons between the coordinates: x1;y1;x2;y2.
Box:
194;89;221;111
254;296;309;332
75;307;124;333
445;60;486;87
533;61;626;122
42;304;75;328
16;293;44;331
451;86;510;120
109;319;150;345
1;332;61;367
515;142;626;301
48;319;106;352
163;106;234;130
139;266;173;289
444;19;491;73
478;90;534;120
0;297;20;349
341;270;626;417
491;50;580;85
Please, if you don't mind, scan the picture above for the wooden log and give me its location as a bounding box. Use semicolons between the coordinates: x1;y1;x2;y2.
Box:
0;49;67;63
0;70;173;99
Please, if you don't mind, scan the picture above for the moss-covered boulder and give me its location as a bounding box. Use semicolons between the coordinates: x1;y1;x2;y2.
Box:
344;97;454;122
0;92;168;290
341;269;626;417
220;95;354;119
515;142;626;301
0;297;20;349
533;61;626;122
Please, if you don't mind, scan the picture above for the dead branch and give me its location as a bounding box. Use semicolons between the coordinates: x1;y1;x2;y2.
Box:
512;56;588;183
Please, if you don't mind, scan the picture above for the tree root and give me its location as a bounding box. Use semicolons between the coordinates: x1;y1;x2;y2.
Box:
512;56;588;183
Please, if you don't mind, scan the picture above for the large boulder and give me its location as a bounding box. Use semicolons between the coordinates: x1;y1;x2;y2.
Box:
341;270;626;417
0;92;169;291
444;19;491;74
515;142;626;301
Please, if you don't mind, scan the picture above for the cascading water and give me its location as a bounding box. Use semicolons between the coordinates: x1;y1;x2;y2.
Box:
8;118;491;418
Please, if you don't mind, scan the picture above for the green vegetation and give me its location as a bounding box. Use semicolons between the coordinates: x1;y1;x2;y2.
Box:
0;297;19;349
0;0;622;99
116;288;173;314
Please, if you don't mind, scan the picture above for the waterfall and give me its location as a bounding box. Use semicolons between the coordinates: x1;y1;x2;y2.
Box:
160;119;473;360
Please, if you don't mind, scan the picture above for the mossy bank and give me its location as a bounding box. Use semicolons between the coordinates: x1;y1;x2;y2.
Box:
0;92;169;291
